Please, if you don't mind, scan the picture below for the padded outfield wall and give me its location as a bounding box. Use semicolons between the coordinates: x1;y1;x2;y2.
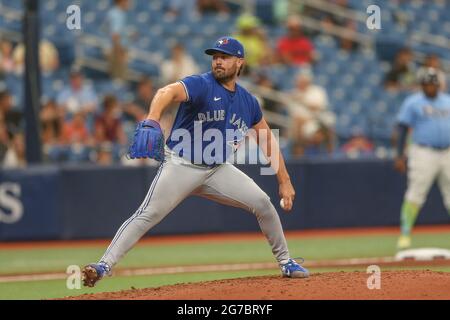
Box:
0;159;448;241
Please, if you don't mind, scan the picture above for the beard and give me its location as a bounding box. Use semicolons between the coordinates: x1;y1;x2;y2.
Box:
212;64;238;83
423;85;439;98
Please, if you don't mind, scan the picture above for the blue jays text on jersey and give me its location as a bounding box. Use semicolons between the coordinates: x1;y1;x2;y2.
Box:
397;92;450;148
166;72;263;164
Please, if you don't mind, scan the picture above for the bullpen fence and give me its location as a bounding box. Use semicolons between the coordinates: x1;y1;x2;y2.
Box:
0;159;448;241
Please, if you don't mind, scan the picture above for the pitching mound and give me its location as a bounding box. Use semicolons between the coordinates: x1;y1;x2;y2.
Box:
65;270;450;300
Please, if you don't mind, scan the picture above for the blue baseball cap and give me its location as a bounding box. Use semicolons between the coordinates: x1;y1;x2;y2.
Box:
205;36;245;58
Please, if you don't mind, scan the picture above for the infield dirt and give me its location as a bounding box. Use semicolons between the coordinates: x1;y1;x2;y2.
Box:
63;270;450;300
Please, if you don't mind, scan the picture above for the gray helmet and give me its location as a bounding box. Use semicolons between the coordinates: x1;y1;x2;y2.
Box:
417;67;440;85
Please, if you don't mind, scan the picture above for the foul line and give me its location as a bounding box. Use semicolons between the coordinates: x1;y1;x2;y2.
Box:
1;256;449;284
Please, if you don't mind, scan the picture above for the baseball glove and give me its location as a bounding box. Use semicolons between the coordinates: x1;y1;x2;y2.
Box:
128;119;165;162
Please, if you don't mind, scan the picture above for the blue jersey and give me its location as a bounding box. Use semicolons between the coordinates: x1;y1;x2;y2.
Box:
397;92;450;148
166;72;263;165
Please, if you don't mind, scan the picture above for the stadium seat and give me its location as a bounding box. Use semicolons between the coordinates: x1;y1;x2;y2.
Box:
2;0;449;164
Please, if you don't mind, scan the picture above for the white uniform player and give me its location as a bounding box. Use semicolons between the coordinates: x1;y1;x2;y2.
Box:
394;67;450;249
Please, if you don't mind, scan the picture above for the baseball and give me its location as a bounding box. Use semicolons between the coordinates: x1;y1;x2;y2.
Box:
280;199;285;209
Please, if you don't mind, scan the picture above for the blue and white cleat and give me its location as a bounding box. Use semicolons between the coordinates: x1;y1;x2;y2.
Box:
82;261;111;287
280;258;310;278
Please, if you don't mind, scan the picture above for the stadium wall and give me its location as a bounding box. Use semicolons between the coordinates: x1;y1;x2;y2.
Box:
0;160;448;240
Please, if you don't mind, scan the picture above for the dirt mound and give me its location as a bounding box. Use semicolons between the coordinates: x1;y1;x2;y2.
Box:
64;270;450;300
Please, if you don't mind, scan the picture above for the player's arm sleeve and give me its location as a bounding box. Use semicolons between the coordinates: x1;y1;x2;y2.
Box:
395;98;414;157
396;123;409;157
251;96;263;126
396;97;415;127
178;75;207;106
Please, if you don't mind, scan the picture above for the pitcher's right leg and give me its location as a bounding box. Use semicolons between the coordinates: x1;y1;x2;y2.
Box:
99;163;167;268
101;163;208;267
83;159;208;287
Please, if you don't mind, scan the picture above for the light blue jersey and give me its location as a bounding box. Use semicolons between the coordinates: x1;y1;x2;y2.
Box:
397;92;450;148
56;84;99;114
106;7;130;47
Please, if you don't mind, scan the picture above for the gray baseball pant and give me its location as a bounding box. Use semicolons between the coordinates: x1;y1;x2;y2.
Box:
100;150;290;267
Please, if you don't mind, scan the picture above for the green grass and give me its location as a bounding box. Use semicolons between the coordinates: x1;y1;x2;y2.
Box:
0;230;449;299
0;270;278;300
1;232;449;275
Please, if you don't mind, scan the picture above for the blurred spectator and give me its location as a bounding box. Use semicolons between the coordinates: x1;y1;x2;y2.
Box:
56;68;99;118
197;0;229;15
384;48;417;91
2;132;26;168
13;39;59;75
288;69;335;157
58;112;94;163
341;130;375;156
124;77;154;122
233;14;273;72
253;72;285;132
290;70;333;117
417;53;447;91
106;0;131;79
0;90;23;139
94;95;127;146
40;99;63;145
58;110;93;163
423;53;442;70
276;15;315;66
318;0;359;51
0;40;15;75
276;4;316;37
61;111;92;146
0;113;10;163
255;73;282;115
96;142;114;166
160;44;199;84
273;0;290;24
165;0;196;17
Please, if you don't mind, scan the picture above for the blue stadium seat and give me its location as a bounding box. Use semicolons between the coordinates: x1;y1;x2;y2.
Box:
3;0;449;163
135;36;152;51
129;60;160;77
67;146;93;163
95;0;110;11
2;0;23;9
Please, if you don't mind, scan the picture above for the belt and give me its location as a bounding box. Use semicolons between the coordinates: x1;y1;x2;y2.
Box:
417;143;450;151
165;146;223;168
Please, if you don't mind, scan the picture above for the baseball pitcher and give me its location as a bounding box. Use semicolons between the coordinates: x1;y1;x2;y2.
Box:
394;67;450;250
82;37;309;287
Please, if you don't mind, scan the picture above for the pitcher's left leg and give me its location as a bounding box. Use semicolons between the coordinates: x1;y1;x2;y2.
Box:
194;165;308;278
196;165;289;262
